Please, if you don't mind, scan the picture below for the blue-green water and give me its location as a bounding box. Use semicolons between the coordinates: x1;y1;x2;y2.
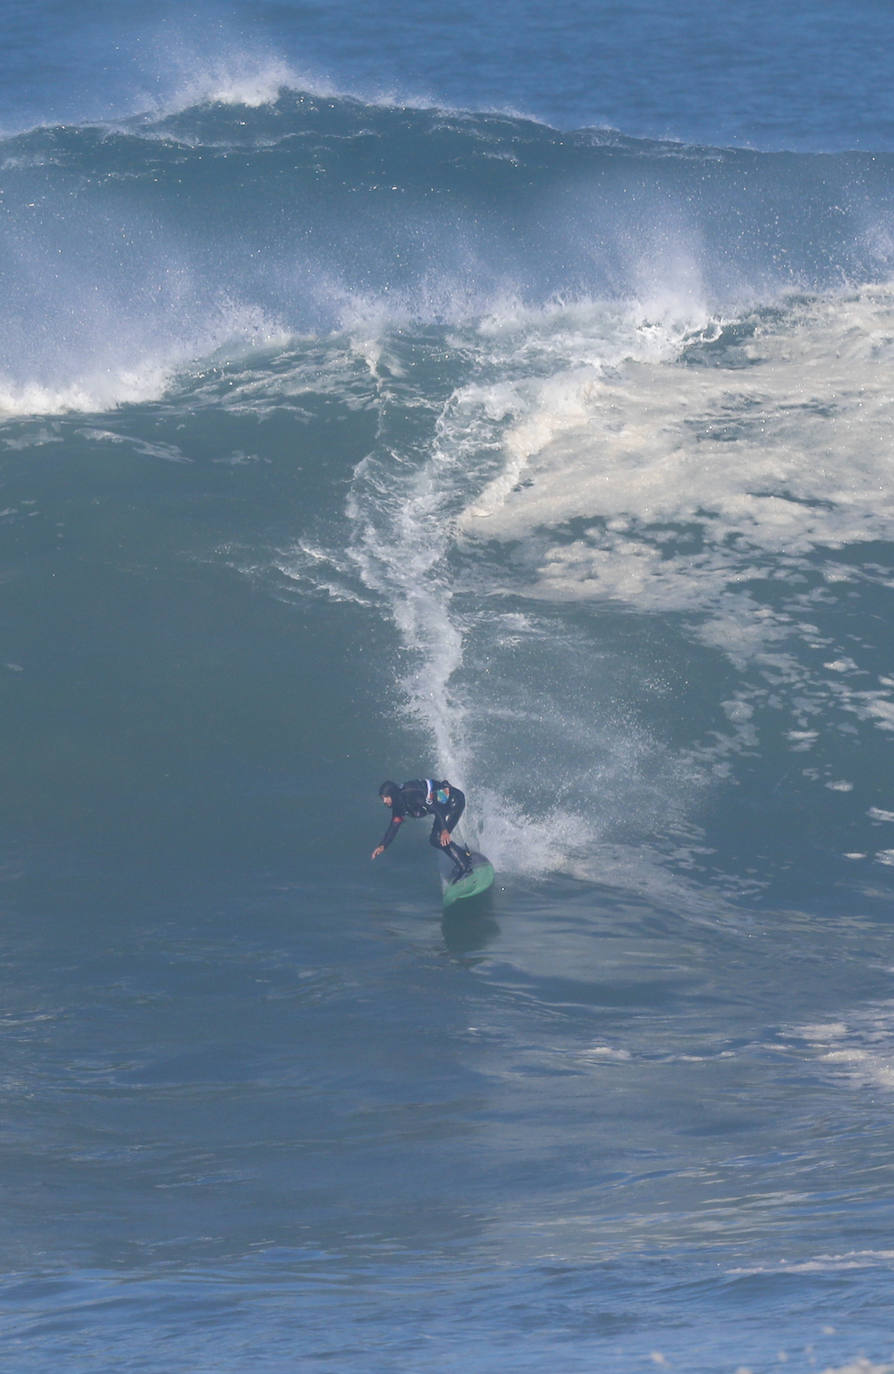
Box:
4;6;894;1372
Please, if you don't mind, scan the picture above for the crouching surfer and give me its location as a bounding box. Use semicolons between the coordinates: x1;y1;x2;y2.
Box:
372;779;473;882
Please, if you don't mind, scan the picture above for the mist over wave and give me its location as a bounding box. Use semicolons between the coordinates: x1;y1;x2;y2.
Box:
2;86;894;415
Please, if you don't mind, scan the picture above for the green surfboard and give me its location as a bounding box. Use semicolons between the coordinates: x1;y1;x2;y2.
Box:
439;851;495;909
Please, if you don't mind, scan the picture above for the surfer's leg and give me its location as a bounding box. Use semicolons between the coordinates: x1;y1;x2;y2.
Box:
430;820;471;878
445;840;472;879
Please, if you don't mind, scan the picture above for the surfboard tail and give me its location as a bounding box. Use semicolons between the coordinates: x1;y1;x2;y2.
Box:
438;850;495;908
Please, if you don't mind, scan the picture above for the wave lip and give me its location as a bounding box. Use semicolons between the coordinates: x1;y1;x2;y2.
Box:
2;91;894;424
0;369;174;419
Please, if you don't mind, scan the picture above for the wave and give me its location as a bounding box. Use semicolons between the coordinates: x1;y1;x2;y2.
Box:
1;88;894;416
261;275;894;895
6;84;894;898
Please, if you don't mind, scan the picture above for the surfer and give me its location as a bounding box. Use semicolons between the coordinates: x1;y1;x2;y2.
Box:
372;779;473;882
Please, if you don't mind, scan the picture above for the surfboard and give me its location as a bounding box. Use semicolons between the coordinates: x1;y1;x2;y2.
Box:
438;850;495;909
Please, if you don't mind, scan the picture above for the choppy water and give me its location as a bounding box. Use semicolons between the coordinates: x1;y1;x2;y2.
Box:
4;4;894;1371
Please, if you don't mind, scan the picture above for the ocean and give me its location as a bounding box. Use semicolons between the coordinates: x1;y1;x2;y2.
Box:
4;2;894;1370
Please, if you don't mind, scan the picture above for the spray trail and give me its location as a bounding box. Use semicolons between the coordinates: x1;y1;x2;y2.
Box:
339;301;710;876
344;341;484;791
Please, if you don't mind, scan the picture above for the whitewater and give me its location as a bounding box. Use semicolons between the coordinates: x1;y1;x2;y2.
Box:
4;4;894;1372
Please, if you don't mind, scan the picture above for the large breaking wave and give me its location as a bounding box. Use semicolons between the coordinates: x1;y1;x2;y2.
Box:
5;84;894;902
2;85;894;414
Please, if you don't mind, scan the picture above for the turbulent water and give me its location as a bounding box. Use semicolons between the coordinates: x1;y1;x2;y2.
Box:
5;5;894;1372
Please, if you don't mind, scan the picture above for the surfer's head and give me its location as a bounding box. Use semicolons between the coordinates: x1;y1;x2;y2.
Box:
379;781;399;805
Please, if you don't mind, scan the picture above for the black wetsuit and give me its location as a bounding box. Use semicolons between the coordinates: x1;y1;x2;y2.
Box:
379;779;470;878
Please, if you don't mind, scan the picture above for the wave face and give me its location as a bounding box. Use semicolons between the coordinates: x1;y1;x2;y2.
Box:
7;94;894;901
2;93;894;413
5;77;894;1374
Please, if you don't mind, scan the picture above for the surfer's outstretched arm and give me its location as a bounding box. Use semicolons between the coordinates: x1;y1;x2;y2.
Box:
372;815;402;859
372;781;406;859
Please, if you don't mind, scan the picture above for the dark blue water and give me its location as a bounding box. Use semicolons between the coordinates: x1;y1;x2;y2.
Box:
5;0;894;150
4;4;894;1371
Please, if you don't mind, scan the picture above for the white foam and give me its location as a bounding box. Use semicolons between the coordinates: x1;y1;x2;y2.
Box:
730;1251;894;1276
817;1363;894;1374
791;1005;894;1093
171;57;307;112
337;282;894;881
798;1023;849;1040
77;428;189;463
865;698;894;731
124;28;339;122
473;790;595;877
0;296;290;419
459;285;894;618
0;367;175;418
442;280;894;809
580;1046;632;1061
825;657;860;673
344;403;473;779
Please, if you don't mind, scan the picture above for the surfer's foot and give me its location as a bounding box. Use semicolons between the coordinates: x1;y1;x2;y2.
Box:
451;863;473;883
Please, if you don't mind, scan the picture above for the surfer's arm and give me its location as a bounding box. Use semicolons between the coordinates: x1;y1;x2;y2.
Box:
441;787;465;831
372;814;403;859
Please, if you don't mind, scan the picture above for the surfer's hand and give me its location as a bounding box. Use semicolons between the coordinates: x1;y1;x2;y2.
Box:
371;845;384;860
439;829;450;847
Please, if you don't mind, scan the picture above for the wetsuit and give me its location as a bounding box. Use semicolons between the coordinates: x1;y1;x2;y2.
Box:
379;779;471;878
